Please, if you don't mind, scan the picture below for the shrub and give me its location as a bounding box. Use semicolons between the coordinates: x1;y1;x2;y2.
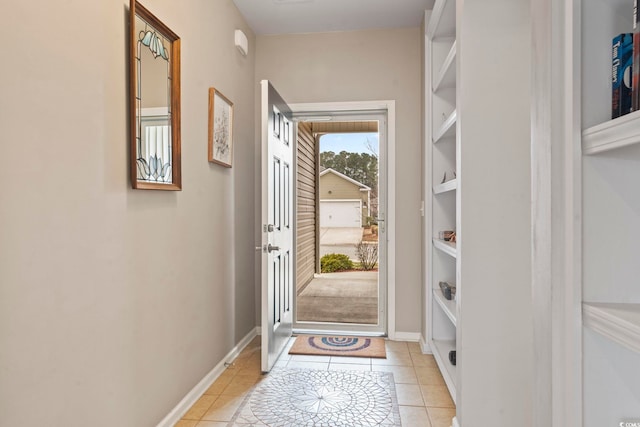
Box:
355;242;378;270
320;253;354;273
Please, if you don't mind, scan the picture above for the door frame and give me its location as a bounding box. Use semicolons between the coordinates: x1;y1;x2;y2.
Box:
289;100;397;339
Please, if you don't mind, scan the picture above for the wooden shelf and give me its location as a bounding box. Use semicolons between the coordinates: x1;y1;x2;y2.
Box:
433;288;456;326
582;111;640;155
433;41;456;92
433;178;457;195
433;109;457;143
433;238;457;258
583;303;640;354
431;339;457;403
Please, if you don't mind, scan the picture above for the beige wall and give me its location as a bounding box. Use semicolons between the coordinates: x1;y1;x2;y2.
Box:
256;28;422;333
0;1;256;426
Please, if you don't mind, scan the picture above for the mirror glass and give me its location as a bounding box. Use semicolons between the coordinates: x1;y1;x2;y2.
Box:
130;1;181;190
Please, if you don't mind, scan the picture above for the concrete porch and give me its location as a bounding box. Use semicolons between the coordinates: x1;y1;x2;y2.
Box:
296;271;378;324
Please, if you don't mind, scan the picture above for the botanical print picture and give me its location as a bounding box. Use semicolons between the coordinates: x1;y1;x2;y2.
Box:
208;87;233;167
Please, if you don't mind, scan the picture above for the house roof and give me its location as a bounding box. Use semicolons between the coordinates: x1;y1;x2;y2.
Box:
319;168;371;191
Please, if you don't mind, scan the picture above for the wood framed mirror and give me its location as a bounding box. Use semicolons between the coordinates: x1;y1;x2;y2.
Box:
130;0;181;190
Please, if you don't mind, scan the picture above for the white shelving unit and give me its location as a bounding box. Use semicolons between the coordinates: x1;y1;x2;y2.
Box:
433;110;457;143
433;289;457;326
582;110;640;154
576;0;640;424
583;303;640;354
424;1;535;424
431;338;456;395
425;0;458;417
433;239;457;258
433;41;456;93
433;178;457;195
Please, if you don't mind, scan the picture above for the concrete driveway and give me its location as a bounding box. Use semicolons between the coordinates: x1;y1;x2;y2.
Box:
320;227;363;260
319;227;363;245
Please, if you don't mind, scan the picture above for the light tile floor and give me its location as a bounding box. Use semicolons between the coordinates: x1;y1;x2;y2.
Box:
175;337;455;427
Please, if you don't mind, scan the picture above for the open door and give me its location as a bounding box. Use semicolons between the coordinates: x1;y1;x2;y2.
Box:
260;80;294;372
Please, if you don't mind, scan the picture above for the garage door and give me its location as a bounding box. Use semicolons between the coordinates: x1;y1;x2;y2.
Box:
320;200;361;228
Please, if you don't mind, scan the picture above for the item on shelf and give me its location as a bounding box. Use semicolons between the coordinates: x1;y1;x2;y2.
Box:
449;350;456;366
440;172;456;185
439;281;457;301
612;33;633;119
633;0;640;110
439;230;455;241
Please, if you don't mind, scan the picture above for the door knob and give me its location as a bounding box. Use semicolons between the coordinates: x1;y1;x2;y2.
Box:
267;244;280;253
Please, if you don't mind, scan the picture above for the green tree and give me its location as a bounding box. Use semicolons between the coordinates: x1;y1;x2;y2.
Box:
320;150;378;193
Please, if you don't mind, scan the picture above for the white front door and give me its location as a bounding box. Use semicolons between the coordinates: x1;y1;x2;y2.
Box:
260;81;294;372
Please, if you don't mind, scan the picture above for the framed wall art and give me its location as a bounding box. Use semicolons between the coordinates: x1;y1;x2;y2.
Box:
208;87;234;167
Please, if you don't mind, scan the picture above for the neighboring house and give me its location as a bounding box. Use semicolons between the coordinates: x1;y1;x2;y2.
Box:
319;167;371;227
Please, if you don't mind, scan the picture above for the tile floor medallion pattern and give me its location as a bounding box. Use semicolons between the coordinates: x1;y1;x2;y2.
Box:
229;368;401;426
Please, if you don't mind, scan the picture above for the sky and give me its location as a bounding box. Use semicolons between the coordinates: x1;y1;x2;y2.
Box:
319;132;379;155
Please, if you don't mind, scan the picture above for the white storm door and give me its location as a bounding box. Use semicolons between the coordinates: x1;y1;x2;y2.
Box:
260;81;294;372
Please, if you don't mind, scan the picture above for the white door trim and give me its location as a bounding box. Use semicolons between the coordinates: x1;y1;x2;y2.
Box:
289;100;397;339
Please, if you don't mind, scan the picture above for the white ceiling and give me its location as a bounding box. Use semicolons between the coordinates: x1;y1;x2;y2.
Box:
232;0;435;35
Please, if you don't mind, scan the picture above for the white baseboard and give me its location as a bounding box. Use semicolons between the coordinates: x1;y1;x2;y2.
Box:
419;335;432;354
255;326;262;335
452;416;460;427
392;332;421;342
156;328;259;427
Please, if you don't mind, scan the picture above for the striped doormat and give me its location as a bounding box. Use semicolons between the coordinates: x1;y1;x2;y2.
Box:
289;335;386;358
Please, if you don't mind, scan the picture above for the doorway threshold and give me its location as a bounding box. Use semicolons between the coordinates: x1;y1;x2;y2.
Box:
293;328;387;338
